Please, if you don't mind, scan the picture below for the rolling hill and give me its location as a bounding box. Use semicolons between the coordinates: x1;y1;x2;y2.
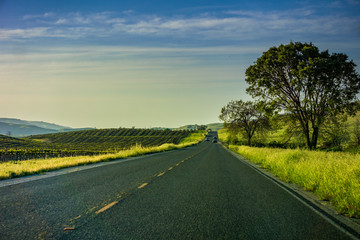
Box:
0;134;41;148
27;128;191;151
0;128;194;161
0;118;70;130
0;122;60;137
206;123;224;131
0;118;93;137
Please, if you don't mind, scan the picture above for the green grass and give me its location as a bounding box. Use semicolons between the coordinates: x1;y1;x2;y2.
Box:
179;130;206;144
227;145;360;218
217;128;229;142
0;131;205;180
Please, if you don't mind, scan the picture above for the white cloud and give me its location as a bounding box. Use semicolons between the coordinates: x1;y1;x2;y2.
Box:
1;9;357;41
55;18;68;24
23;12;53;20
0;27;49;40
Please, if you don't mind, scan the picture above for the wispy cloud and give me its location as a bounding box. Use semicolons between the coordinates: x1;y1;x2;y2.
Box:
1;9;359;42
0;27;49;40
23;12;53;20
55;18;68;24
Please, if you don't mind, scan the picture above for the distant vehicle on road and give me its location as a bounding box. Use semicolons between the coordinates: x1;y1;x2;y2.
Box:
212;139;217;143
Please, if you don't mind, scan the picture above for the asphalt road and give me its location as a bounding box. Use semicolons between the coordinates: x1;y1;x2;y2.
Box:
0;132;357;239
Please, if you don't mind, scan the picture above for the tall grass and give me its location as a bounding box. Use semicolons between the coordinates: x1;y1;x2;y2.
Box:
0;131;205;181
179;130;206;144
229;145;360;218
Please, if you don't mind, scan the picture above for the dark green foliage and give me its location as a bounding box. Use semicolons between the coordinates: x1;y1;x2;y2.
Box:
352;118;360;146
197;125;207;130
320;115;350;149
268;141;286;148
219;100;269;146
0;129;192;161
246;42;360;149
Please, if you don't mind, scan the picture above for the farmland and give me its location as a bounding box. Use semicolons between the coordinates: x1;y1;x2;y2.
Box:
0;128;193;161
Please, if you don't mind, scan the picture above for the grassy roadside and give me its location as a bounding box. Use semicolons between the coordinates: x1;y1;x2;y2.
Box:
219;125;360;217
0;131;206;181
225;144;360;218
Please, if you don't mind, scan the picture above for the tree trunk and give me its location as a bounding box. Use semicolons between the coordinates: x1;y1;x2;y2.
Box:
247;132;252;146
311;126;319;149
303;123;312;149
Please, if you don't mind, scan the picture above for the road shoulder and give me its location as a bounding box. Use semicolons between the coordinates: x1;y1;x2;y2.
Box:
220;143;360;240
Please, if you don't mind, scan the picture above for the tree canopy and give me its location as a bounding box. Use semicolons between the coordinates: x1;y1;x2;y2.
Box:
219;100;267;146
245;42;360;149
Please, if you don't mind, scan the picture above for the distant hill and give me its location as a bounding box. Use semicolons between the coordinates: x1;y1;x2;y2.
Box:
0;122;59;137
0;118;94;137
206;123;224;131
0;118;69;130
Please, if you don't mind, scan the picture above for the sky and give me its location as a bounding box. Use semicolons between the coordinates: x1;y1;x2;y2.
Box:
0;0;360;128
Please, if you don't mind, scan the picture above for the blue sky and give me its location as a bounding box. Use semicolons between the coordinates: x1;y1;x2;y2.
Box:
1;0;360;128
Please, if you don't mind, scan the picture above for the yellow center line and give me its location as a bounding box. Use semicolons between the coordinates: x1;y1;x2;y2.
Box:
62;152;202;231
157;172;165;177
138;182;148;189
73;215;82;220
95;201;119;214
63;226;75;231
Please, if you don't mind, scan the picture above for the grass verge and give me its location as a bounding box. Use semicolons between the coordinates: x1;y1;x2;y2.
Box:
0;131;205;181
228;145;360;218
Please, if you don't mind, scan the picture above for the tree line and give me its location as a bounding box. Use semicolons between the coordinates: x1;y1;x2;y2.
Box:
220;42;360;149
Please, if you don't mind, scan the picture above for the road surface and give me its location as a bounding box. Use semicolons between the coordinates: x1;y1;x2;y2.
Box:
0;132;358;239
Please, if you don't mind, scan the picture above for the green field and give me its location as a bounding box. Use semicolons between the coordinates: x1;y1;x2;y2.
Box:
0;128;193;161
0;130;205;180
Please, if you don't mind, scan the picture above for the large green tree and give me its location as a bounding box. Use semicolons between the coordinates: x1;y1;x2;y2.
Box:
245;42;360;149
219;100;268;146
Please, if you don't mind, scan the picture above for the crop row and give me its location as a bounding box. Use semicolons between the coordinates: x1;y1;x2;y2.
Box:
0;149;109;161
0;129;193;161
28;128;190;143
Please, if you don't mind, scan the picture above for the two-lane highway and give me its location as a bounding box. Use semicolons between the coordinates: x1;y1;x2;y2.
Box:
0;132;357;239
